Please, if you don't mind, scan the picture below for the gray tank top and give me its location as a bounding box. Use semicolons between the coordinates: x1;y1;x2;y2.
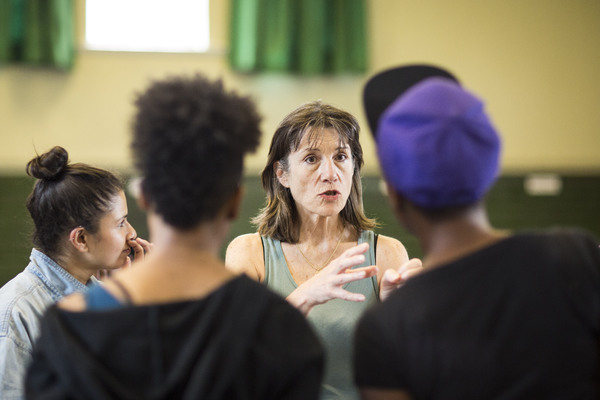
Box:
262;230;379;400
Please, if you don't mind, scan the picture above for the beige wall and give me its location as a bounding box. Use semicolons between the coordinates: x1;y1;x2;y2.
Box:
1;0;599;175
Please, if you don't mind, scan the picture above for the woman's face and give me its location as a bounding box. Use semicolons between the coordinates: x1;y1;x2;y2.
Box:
85;191;137;271
277;128;354;220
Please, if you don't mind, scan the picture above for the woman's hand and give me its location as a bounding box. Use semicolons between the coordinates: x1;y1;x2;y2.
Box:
127;236;153;266
287;242;378;316
379;258;423;301
95;237;153;280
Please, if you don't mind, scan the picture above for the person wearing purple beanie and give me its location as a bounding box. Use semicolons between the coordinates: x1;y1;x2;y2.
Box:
354;69;600;399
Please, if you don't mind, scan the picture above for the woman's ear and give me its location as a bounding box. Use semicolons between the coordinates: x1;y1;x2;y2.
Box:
274;161;289;188
68;227;89;253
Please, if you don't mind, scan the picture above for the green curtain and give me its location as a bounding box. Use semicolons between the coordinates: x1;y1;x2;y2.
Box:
229;0;367;74
0;0;75;70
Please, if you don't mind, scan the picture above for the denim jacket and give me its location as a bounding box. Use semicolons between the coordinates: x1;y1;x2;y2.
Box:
0;249;98;400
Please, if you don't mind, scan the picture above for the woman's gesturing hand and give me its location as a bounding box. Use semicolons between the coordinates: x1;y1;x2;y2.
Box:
287;242;378;316
379;258;423;301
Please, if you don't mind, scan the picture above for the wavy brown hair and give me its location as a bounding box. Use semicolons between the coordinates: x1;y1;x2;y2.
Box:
253;101;376;243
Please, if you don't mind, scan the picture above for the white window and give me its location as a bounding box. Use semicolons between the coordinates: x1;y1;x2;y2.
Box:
85;0;209;53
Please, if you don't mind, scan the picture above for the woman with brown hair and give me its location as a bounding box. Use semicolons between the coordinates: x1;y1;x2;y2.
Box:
226;101;422;400
0;146;149;399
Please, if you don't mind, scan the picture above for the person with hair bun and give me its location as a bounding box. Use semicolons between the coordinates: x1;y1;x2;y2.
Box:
0;146;150;400
26;75;324;399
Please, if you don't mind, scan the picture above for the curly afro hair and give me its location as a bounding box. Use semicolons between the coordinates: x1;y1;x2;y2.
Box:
131;74;261;229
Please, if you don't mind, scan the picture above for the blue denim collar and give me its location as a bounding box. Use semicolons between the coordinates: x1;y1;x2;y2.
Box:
26;249;98;302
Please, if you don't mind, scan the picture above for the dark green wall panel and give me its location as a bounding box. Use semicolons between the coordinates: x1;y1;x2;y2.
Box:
1;175;599;286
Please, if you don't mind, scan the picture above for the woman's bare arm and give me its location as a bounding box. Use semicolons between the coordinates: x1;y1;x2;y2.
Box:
376;235;423;301
225;233;264;281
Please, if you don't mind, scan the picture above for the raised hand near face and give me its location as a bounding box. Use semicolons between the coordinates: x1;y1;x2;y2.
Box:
126;236;154;266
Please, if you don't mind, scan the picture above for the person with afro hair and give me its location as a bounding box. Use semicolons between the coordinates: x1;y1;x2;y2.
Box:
26;75;324;399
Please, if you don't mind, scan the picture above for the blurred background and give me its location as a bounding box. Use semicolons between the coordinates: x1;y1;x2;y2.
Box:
1;0;599;285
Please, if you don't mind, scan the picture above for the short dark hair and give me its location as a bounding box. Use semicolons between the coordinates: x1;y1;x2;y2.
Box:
25;146;123;258
131;74;261;229
253;101;376;243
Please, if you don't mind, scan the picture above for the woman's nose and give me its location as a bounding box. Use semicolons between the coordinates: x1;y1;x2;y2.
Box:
128;222;137;240
320;159;337;181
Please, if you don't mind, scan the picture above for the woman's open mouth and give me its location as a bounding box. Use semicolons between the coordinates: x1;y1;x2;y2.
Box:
319;190;341;200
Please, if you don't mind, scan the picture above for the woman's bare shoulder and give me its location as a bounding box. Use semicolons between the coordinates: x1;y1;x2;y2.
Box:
225;233;265;281
375;234;410;276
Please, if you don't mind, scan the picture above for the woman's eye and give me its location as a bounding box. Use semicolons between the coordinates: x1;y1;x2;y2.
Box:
336;153;348;161
304;155;316;163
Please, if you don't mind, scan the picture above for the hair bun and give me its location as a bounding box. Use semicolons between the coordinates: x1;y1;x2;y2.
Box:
26;146;69;180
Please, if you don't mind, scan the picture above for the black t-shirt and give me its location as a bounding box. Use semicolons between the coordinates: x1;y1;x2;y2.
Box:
354;229;600;399
27;276;324;400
